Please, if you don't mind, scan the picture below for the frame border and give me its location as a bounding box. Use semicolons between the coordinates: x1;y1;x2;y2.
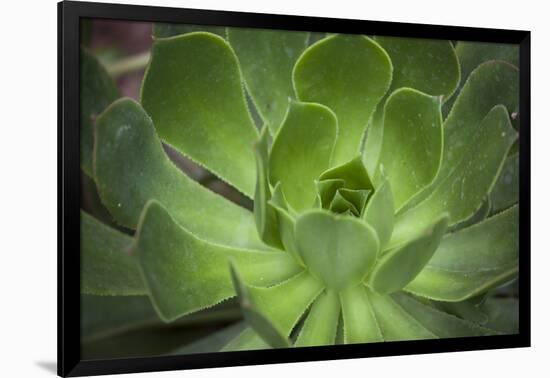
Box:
58;1;531;376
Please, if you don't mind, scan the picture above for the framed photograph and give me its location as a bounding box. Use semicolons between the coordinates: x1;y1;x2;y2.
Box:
58;0;530;376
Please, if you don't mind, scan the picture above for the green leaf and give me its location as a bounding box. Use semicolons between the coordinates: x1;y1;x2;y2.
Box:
368;289;436;341
153;23;226;38
80;47;119;177
490;153;519;213
482;297;519;334
222;328;270;352
319;156;373;191
231;268;324;337
293;35;392;165
230;263;291;348
315;179;345;209
434;296;489;325
329;190;359;215
340;285;383;343
134;201;302;321
390;104;517;247
405;205;518;301
338;188;371;216
171;322;247;355
391;293;498;337
269;101;338;211
295;210;379;290
254;127;283;249
375;88;443;209
369;214;449;295
81;295;158;342
444;41;519;118
141;32;258;197
374;37;460;101
94;98;268;250
295;290;340;347
81;211;145;295
227;28;309;133
362;180;394;248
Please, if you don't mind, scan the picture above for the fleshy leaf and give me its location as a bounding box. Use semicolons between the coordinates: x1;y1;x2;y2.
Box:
295;210;379;290
227;28;309;133
319;156;373;191
230;263;291;348
80;47;119;177
94;98;268;250
315;179;345;209
368;214;449;295
390;104;517;247
368;289;436;341
374;37;460;101
231;268;324;337
222;328;270;352
392;293;498;337
293;34;392;165
269;101;338;211
134;201;301;321
81;211;145;295
338;188;371;216
340;285;383;343
141;32;258;197
482;297;519;334
405;205;519;301
153;23;226;38
490;153;519;213
434;296;489;325
362;180;394;248
171;322;247;355
295;290;340;347
329;190;359;215
375;88;443;209
254;127;283;249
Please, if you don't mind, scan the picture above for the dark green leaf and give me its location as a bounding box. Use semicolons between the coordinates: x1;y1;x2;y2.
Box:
490;153;519;213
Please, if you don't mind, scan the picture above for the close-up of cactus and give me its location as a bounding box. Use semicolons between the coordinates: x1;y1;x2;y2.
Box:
80;23;519;358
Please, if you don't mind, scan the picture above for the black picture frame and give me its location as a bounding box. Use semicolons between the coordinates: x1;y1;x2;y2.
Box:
58;1;531;376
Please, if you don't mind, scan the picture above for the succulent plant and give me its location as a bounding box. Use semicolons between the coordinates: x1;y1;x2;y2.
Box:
81;26;519;356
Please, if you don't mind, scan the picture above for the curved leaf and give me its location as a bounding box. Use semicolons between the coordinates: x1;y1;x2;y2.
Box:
81;211;145;295
369;214;449;295
490;153;519;213
227;28;309;133
295;210;379;290
80;47;119;177
362;179;394;248
340;285;383;344
134;201;302;321
293;34;392;165
269;101;338;211
319;156;373;191
316;179;345;209
390;104;517;247
295;290;340;347
376;88;443;209
406;205;519;301
141;32;258;196
94;98;268;250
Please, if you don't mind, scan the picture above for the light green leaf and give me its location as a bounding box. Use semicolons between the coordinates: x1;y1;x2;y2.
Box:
392;293;498;337
315;179;345;209
338;188;371;216
293;34;392;165
340;285;383;343
134;201;302;321
368;289;436;341
490;153;519;213
269;101;338;211
406;205;518;301
94;98;268;250
369;214;448;295
295;290;340;347
254;127;283;249
80;47;119;177
295;210;379;290
222;328;270;352
319;156;373;191
153;23;226;38
374;37;460;101
329;190;359;215
362;180;394;248
81;211;145;296
227;28;309;133
390;104;517;247
141;32;258;197
231;269;324;337
230;263;291;348
376;88;443;209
